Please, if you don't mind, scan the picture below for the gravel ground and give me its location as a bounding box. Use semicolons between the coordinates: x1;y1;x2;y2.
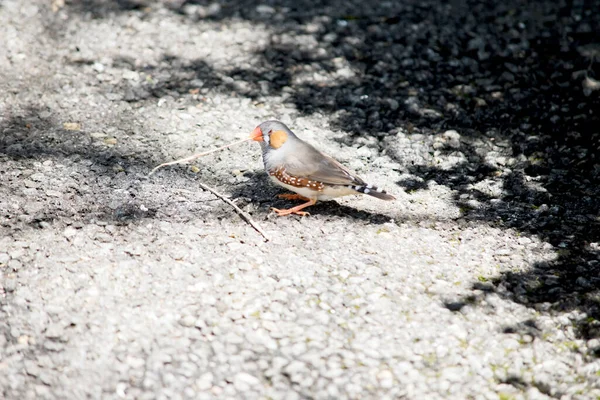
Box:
1;0;599;399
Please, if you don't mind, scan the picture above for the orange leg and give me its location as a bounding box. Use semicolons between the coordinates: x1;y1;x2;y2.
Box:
276;193;311;201
271;198;317;217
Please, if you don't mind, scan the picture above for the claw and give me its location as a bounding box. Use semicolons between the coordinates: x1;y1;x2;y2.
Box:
270;198;317;217
271;207;310;217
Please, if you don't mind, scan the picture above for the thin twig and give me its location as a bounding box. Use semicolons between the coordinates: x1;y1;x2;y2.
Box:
148;138;252;176
197;181;270;242
149;137;268;241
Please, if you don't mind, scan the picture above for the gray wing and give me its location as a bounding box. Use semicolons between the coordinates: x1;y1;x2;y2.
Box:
283;141;365;186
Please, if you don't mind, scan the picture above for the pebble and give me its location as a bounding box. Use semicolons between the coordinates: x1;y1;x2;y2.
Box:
92;62;105;72
24;360;40;377
284;361;306;375
45;190;62;197
122;70;140;81
179;315;196;327
63;227;78;238
44;323;64;339
386;98;400;110
377;369;394;388
23;180;40;188
43;340;63;352
443;130;461;148
256;5;275;14
233;372;261;391
0;253;10;264
8;259;22;271
29;173;45;182
1;3;598;400
196;372;213;391
4;278;17;292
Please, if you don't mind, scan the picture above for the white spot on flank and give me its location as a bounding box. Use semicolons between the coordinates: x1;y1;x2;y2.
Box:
364;188;370;194
354;186;361;191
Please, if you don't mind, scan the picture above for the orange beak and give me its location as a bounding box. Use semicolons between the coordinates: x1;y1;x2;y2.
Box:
249;126;263;142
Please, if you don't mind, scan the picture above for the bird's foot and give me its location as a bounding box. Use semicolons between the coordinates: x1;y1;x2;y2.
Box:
271;198;316;217
271;207;310;217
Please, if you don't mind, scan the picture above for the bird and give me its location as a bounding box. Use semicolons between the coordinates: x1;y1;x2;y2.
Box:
249;120;395;216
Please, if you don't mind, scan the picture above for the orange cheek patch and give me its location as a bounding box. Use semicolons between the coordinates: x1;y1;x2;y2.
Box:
269;130;288;149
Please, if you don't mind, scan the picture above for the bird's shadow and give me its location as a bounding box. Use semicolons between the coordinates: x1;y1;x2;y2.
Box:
230;171;396;224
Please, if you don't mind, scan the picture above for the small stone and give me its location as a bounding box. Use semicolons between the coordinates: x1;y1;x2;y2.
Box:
441;366;464;382
587;338;600;349
196;372;213;391
45;323;64;339
443;130;461;148
377;369;394;388
234;372;260;391
4;279;17;292
45;190;62;197
24;180;40;188
93;62;105;72
24;360;40;377
386;98;400;110
39;373;53;386
17;335;30;345
0;253;9;264
356;146;372;158
285;360;306;374
63;122;81;131
122;70;140;81
30;173;45;182
256;5;275;14
35;385;50;397
272;290;288;302
179;315;196;327
475;97;487;107
63;227;77;238
337;67;354;78
576;277;591;288
8;259;22;271
127;356;146;369
43;340;63;351
206;3;221;15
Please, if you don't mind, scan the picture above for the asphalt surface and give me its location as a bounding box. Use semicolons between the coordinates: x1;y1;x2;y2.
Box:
1;0;599;399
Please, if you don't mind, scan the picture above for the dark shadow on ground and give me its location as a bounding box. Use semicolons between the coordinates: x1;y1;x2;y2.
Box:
39;0;600;348
0;106;233;232
229;172;395;224
0;105;152;168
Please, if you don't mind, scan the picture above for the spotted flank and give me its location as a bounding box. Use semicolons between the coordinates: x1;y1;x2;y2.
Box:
347;183;396;200
270;167;325;191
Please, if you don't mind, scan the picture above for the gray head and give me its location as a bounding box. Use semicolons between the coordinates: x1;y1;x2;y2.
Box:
249;120;297;150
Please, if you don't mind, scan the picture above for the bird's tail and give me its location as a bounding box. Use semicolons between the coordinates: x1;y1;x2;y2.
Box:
348;184;396;201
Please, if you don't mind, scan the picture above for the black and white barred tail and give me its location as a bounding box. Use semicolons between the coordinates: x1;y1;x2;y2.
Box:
347;184;395;201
